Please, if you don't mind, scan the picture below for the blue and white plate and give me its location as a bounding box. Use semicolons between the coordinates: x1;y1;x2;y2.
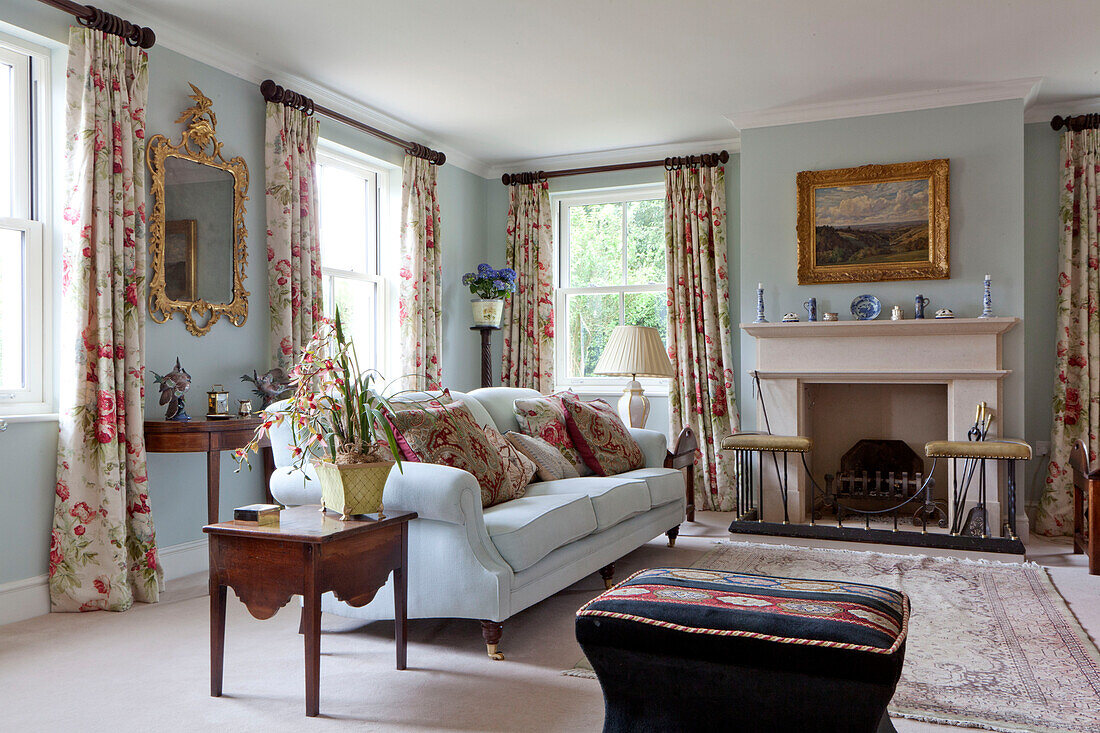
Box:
850;294;881;320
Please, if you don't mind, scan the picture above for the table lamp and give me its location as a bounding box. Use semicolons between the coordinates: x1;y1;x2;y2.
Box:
594;325;674;428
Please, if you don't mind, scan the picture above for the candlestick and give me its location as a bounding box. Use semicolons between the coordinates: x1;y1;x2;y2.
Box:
754;284;767;323
979;274;994;318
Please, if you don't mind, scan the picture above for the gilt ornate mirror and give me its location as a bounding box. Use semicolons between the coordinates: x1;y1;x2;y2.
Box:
148;83;249;336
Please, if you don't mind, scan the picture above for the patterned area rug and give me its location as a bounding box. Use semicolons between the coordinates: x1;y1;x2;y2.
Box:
567;541;1100;733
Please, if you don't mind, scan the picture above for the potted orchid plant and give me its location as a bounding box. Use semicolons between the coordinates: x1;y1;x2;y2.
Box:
236;311;404;519
463;263;517;327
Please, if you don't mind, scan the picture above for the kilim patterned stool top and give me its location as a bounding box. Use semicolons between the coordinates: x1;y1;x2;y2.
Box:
576;567;909;733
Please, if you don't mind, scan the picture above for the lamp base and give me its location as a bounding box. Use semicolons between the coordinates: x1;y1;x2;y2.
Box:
617;380;650;429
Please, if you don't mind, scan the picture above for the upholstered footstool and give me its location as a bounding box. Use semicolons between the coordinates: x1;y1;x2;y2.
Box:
575;567;909;733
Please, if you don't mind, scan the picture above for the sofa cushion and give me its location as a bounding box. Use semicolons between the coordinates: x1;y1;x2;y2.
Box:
483;494;598;572
505;431;580;482
615;467;685;508
563;397;645;476
524;476;650;531
389;402;511;507
485;425;536;499
466;386;542;434
513;392;591;476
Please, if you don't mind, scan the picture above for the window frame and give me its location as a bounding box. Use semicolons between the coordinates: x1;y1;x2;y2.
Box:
315;142;393;377
0;33;52;417
552;183;669;392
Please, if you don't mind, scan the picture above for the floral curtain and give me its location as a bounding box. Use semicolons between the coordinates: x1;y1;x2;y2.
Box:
51;28;161;612
1036;129;1100;536
501;181;554;392
265;102;322;372
398;154;443;388
665;164;739;511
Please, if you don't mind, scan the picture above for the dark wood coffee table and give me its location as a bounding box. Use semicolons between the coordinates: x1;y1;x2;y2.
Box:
204;505;416;717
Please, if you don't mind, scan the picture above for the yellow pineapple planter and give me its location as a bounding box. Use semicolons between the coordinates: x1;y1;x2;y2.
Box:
315;461;393;520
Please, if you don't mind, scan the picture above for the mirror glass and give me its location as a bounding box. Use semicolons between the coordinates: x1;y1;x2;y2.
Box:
162;156;235;304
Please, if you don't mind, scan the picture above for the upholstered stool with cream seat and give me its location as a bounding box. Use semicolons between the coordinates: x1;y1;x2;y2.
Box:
721;432;813;524
924;438;1032;540
576;567;909;733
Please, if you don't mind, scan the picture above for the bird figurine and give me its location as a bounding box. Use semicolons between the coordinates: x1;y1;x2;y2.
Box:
153;357;192;421
241;367;295;407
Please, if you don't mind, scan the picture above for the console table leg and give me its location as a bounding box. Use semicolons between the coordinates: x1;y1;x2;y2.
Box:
395;524;408;670
210;582;226;697
207;451;221;526
303;548;321;717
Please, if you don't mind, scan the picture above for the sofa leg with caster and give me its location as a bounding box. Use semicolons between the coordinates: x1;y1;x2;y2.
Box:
666;526;679;548
481;620;505;661
598;562;615;590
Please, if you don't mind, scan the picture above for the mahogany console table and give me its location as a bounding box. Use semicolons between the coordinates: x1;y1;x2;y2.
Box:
144;417;273;525
204;506;416;717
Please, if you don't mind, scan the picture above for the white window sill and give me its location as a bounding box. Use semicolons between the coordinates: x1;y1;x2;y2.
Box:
556;384;670;398
0;412;59;423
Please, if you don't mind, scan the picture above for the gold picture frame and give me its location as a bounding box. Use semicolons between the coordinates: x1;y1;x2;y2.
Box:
148;83;249;336
164;219;197;302
796;159;949;284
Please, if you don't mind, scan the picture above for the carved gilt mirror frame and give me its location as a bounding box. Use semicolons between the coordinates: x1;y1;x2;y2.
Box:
148;83;249;336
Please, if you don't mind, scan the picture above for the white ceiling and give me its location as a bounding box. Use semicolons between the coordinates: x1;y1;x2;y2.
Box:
114;0;1100;172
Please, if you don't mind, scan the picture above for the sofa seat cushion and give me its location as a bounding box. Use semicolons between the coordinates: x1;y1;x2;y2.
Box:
483;494;598;572
615;467;684;508
524;476;651;531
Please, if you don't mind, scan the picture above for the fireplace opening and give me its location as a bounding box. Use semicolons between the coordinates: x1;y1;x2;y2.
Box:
823;439;943;525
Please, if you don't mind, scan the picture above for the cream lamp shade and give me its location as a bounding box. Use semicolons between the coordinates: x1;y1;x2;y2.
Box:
594;325;673;428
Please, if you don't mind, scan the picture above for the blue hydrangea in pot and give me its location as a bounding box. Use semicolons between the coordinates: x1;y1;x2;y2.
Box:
463;263;516;327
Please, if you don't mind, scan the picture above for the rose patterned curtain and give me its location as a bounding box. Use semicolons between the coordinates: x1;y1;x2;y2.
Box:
501;181;554;392
665;164;739;511
398;154;443;388
51;28;161;612
1036;129;1100;536
264;102;322;372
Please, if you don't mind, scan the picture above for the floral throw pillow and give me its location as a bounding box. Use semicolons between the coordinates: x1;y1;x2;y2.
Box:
385;390;453;462
505;431;581;482
388;401;511;507
485;426;536;500
562;396;645;476
512;392;592;476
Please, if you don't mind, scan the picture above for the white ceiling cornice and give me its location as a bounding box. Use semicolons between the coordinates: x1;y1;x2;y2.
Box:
487;137;742;180
728;78;1044;131
1025;95;1100;124
105;1;493;177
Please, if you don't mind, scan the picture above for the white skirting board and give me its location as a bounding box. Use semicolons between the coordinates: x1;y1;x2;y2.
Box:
0;538;209;626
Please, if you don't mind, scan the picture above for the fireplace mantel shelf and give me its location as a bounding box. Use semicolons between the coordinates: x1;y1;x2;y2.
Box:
748;369;1011;382
741;316;1019;338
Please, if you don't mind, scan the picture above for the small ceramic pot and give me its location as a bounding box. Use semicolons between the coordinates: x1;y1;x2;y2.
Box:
891;306;903;321
822;312;839;321
935;308;955;319
471;299;504;327
781;312;800;323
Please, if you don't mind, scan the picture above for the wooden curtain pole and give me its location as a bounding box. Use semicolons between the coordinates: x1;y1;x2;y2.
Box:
35;0;156;48
260;79;446;166
501;149;730;185
1051;114;1100;132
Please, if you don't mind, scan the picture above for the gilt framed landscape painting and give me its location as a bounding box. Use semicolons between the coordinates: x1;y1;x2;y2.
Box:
796;159;949;284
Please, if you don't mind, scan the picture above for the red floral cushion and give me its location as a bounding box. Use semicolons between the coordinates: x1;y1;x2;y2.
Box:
513;392;592;476
562;396;645;476
485;425;535;500
388;402;512;507
385;390;453;462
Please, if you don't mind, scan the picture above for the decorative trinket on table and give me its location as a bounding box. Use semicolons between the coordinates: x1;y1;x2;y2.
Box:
754;283;767;323
978;274;994;319
237;399;252;417
850;294;881;320
914;294;929;319
463;263;516;327
803;297;818;322
206;384;230;419
241;367;294;407
935;308;955;319
796;158;950;284
153;357;192;421
891;305;903;321
822;312;839;321
233;503;281;525
781;312;800;323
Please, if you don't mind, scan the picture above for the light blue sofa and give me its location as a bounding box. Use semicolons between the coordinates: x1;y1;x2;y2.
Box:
267;386;694;659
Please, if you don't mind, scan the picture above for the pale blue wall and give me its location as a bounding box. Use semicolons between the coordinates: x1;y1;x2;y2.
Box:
0;4;489;585
739;101;1027;448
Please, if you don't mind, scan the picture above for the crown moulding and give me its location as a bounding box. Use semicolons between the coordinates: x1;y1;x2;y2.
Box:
728;78;1044;131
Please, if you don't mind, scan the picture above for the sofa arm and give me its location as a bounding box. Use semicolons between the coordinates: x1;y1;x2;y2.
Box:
629;427;669;468
382;462;484;526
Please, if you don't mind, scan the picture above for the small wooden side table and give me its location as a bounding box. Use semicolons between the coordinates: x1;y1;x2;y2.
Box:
204;506;416;717
145;417;273;525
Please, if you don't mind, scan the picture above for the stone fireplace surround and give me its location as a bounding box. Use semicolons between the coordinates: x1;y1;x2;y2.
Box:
741;317;1024;539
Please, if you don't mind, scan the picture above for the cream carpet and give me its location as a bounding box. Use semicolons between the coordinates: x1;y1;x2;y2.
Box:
1;513;1097;732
